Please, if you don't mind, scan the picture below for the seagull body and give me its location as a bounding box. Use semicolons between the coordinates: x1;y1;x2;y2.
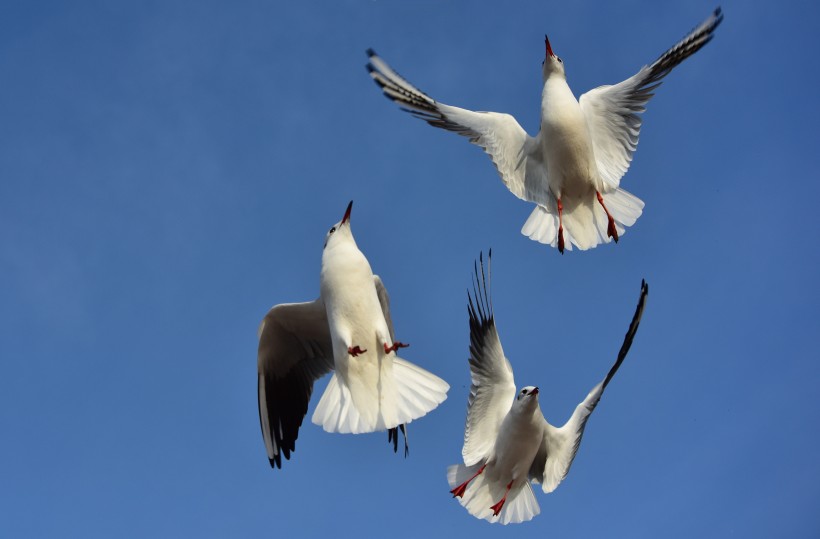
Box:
257;202;449;468
447;253;648;523
368;8;723;252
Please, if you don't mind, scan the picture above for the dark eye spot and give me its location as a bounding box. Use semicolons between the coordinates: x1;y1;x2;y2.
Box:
522;389;528;395
329;226;336;234
557;57;563;63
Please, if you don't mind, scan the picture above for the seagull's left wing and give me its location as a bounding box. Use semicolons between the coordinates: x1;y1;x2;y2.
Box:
367;50;549;205
462;252;517;466
579;8;723;189
529;280;649;492
257;299;334;469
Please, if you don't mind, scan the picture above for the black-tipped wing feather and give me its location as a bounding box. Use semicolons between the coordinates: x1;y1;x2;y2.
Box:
461;251;517;466
579;8;723;189
257;300;333;469
529;279;649;492
366;50;545;205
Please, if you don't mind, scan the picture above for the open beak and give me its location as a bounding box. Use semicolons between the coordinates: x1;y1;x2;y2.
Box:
531;387;539;396
341;200;353;225
544;35;554;58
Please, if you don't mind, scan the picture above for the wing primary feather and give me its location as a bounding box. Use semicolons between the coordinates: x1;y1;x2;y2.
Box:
603;279;649;389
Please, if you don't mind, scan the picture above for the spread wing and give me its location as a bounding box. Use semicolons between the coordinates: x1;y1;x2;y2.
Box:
257;299;334;469
529;280;649;492
367;49;547;204
579;8;723;189
461;252;516;466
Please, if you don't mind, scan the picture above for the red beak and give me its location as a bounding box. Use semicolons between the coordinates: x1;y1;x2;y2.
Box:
341;200;353;224
531;387;539;396
544;35;554;58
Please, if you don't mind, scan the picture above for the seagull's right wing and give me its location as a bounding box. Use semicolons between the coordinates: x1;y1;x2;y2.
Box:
529;280;649;492
461;252;517;466
257;299;334;469
367;50;547;204
579;8;723;190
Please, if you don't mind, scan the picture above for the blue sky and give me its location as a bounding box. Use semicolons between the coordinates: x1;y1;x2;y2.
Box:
1;1;818;536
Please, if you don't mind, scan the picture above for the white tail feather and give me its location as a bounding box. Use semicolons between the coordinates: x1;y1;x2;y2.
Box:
392;357;450;426
312;359;448;434
521;187;643;251
447;463;541;525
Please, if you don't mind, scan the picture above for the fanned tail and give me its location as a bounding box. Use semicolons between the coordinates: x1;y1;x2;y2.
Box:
521;187;643;251
312;373;372;434
392;357;449;425
447;463;540;525
311;359;448;434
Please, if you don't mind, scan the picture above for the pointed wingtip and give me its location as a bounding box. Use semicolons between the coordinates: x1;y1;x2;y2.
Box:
366;47;376;58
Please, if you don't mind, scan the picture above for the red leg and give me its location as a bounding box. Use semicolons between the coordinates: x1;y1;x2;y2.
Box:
383;341;410;354
450;464;486;498
596;191;619;243
490;480;514;517
557;198;565;254
347;345;367;357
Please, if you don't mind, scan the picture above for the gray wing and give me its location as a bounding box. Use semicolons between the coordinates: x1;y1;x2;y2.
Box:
529;280;649;492
373;275;395;342
367;50;546;204
579;8;723;189
462;252;517;466
257;299;334;469
374;274;409;456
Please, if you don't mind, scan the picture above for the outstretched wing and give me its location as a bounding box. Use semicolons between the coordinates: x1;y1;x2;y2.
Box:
529;280;649;492
367;50;546;204
579;8;723;189
257;299;334;469
462;251;517;466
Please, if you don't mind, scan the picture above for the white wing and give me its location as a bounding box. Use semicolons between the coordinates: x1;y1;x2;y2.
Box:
367;50;548;204
461;252;516;466
579;8;723;189
529;280;649;492
257;299;334;469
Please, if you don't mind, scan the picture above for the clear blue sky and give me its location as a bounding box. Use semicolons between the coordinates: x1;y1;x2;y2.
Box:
2;1;818;536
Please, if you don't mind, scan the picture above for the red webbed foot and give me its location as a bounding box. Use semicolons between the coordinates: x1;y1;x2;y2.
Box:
449;464;486;499
383;341;410;354
347;345;367;357
490;480;514;517
596;191;619;243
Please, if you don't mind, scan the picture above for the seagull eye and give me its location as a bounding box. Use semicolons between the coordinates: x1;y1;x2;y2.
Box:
557;57;563;63
522;389;528;395
329;226;336;234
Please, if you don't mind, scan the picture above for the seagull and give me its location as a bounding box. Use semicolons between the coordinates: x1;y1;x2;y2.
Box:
367;8;723;253
257;201;449;469
447;252;648;523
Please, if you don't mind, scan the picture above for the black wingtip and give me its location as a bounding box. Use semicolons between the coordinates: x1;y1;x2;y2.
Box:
366;47;376;58
602;279;649;390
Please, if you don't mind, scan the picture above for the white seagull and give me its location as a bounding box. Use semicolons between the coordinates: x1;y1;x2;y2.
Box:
367;8;723;253
447;252;648;523
257;201;449;468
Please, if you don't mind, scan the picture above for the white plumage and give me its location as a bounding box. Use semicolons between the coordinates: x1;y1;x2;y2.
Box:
257;201;449;468
368;8;723;253
447;252;648;523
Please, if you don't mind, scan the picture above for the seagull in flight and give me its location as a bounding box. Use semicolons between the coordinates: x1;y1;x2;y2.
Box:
367;8;723;253
447;252;648;523
257;201;449;469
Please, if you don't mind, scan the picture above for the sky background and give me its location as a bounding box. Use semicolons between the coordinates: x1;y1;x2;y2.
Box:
1;1;818;537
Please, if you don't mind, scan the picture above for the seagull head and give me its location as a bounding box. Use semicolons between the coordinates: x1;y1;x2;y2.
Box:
541;35;565;79
516;386;540;403
324;200;355;248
